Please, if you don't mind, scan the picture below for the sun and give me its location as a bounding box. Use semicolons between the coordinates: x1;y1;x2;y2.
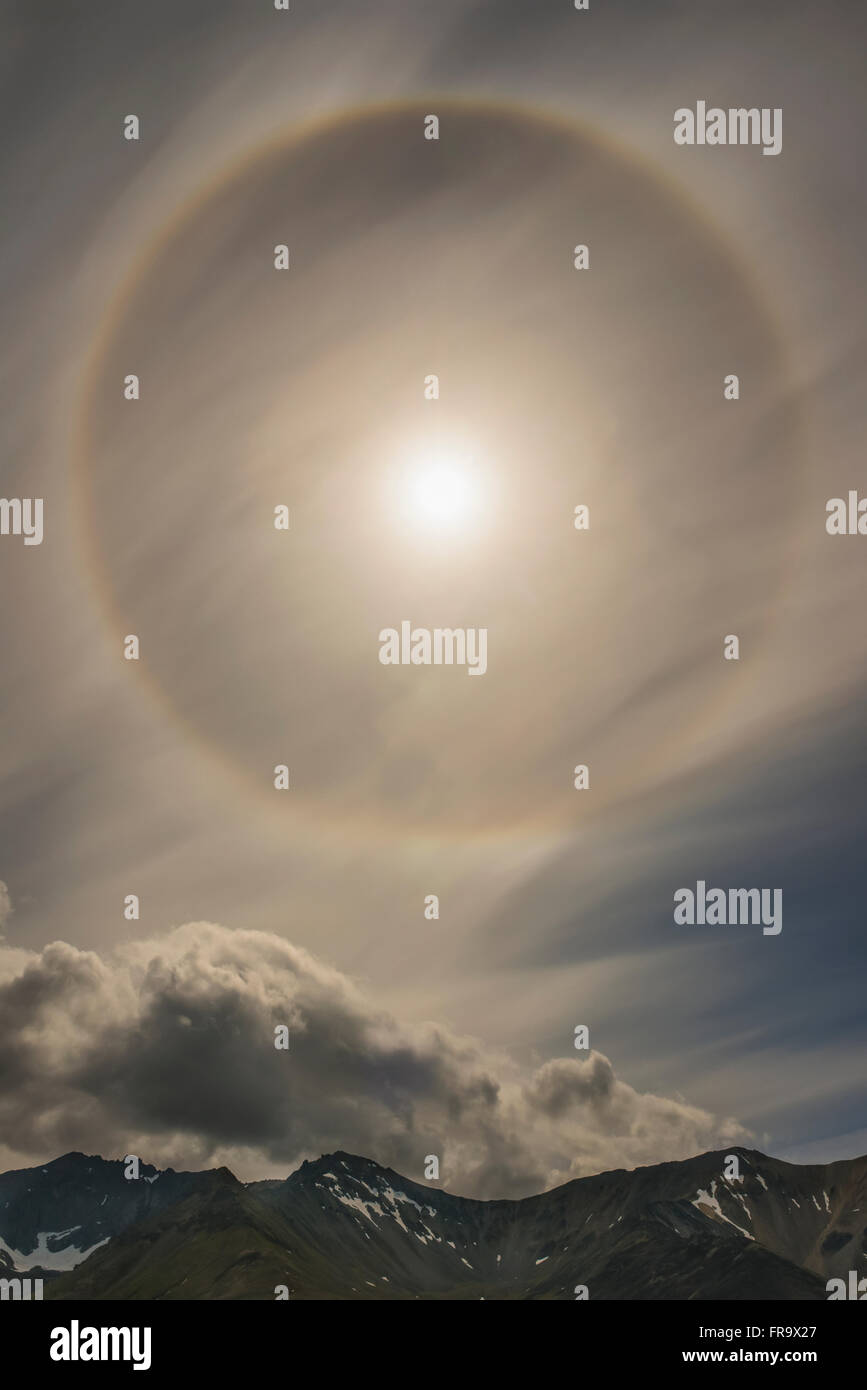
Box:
410;461;474;524
400;445;481;531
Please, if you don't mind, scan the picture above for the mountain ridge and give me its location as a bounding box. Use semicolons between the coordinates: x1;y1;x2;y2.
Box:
1;1145;863;1299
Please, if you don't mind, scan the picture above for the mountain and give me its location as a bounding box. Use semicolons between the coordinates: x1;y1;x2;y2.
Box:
0;1145;861;1299
0;1151;232;1275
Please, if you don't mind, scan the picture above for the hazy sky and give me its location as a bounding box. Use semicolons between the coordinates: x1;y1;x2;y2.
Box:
0;0;865;1196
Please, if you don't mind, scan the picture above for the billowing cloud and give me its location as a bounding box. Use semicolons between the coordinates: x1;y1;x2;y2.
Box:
0;921;747;1196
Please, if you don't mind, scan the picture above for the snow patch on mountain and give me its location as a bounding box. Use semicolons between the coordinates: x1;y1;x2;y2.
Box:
692;1182;754;1240
0;1230;110;1271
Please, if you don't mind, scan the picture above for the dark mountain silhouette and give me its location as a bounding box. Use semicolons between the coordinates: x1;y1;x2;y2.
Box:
0;1151;233;1279
1;1146;863;1299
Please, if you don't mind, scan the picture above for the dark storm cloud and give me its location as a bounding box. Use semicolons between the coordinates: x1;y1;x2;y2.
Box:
0;922;747;1197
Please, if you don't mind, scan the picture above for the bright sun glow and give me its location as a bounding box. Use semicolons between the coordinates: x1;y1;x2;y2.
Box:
402;447;480;530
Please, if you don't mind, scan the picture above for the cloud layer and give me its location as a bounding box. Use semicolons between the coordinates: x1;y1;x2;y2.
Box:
0;921;747;1196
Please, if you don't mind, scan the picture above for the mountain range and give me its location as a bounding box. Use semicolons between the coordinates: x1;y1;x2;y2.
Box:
1;1146;864;1299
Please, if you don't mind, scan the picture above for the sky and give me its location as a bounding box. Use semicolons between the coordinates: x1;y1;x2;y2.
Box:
0;0;865;1198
